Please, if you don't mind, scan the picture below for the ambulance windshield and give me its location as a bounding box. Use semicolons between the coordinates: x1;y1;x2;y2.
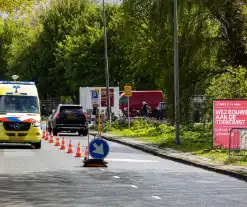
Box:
0;95;39;114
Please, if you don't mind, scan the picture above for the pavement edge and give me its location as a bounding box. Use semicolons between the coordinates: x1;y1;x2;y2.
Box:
90;132;247;182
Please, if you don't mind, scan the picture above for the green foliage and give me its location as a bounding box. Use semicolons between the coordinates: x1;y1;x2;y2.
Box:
224;156;247;165
0;0;34;12
206;66;247;99
0;0;246;126
110;120;212;151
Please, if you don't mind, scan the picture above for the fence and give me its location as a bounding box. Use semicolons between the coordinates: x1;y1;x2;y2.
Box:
40;97;61;116
228;128;247;156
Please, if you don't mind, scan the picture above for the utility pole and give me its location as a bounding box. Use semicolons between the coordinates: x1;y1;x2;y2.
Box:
174;0;180;145
103;0;111;124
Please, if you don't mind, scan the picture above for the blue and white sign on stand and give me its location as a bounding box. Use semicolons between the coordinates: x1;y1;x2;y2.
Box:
88;138;109;159
91;90;98;99
91;89;99;106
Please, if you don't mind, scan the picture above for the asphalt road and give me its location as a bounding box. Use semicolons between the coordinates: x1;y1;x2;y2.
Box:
0;131;247;207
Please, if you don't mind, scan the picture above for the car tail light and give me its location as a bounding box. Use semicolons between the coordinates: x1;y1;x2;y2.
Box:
56;112;60;119
82;112;87;120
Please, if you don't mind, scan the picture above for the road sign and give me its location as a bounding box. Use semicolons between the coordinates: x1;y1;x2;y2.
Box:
88;138;109;159
91;90;99;99
91;89;99;107
124;85;132;97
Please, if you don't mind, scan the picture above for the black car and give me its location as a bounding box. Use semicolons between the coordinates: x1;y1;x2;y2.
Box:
47;104;88;136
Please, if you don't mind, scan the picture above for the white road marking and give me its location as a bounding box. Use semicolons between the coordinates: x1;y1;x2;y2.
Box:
100;168;105;171
113;176;120;179
152;196;162;200
105;158;160;163
130;185;138;188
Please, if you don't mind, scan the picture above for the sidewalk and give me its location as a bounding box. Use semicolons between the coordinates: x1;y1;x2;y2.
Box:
90;130;247;181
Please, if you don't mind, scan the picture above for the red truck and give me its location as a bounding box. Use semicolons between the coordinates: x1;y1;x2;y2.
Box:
119;90;164;117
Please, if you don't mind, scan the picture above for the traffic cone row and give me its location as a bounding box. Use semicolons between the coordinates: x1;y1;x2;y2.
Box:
60;137;66;150
84;146;89;160
67;140;73;154
44;130;88;159
75;142;82;157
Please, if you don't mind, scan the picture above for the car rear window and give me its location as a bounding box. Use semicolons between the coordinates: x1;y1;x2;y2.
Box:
60;106;83;115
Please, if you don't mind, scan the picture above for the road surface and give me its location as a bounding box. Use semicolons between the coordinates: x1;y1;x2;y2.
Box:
0;132;247;207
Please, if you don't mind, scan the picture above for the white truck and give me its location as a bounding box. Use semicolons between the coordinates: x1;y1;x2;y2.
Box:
79;87;120;120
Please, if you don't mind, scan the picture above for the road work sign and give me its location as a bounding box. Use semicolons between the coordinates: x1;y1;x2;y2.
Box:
124;85;132;97
88;138;109;159
213;99;247;148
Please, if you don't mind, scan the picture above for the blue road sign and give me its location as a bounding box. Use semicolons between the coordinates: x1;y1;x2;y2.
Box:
88;138;109;159
91;90;98;99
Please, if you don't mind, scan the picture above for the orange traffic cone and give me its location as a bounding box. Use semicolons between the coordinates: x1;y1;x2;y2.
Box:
45;133;49;141
84;146;89;160
75;142;82;157
49;135;54;143
60;137;66;150
67;140;73;154
54;137;60;146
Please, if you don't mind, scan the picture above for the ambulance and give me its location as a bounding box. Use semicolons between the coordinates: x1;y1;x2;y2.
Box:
0;79;42;149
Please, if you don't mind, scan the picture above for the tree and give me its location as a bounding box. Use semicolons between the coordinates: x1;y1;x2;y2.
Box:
122;0;220;123
203;0;247;67
0;0;38;12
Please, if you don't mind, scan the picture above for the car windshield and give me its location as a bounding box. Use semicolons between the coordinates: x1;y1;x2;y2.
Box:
0;95;39;114
60;106;83;115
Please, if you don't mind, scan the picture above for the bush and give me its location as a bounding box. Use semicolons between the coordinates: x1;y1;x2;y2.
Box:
105;119;212;151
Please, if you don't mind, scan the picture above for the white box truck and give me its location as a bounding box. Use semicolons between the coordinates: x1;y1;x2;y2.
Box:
79;87;120;119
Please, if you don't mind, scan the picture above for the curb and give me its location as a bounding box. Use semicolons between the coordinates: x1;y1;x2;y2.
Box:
90;132;247;182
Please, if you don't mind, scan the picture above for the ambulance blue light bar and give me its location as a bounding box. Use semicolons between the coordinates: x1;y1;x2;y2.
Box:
0;81;35;85
6;92;28;95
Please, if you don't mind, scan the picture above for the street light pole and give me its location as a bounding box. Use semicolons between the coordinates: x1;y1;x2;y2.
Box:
174;0;180;144
103;0;111;124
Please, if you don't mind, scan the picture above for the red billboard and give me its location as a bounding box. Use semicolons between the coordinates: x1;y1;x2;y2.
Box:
213;100;247;148
101;88;114;107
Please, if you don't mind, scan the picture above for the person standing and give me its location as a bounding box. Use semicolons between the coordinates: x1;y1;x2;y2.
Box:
91;106;98;126
141;101;148;120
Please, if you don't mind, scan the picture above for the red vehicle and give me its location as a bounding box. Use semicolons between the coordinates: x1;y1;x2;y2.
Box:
119;90;164;117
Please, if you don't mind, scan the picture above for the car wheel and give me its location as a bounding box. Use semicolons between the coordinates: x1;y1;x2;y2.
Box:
32;141;41;149
53;128;58;136
79;130;88;136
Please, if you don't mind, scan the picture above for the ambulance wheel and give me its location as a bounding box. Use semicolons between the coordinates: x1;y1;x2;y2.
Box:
32;141;41;149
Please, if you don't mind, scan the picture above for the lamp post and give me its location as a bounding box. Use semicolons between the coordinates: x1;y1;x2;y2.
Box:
174;0;180;144
103;0;111;124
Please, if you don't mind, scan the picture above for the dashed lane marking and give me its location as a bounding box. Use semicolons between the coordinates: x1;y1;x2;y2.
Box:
152;196;162;200
130;185;138;188
113;176;120;179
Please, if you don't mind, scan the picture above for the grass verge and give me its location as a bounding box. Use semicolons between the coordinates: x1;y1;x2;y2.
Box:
103;119;247;167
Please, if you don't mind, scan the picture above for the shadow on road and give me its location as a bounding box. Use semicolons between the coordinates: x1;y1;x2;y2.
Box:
0;144;32;149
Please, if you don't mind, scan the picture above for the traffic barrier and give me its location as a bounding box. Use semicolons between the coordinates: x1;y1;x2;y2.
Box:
67;140;73;153
75;142;82;157
60;137;66;150
54;137;60;146
84;146;89;160
49;135;54;143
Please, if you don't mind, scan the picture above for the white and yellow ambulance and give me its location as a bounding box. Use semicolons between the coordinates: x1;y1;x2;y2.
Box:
0;80;42;149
